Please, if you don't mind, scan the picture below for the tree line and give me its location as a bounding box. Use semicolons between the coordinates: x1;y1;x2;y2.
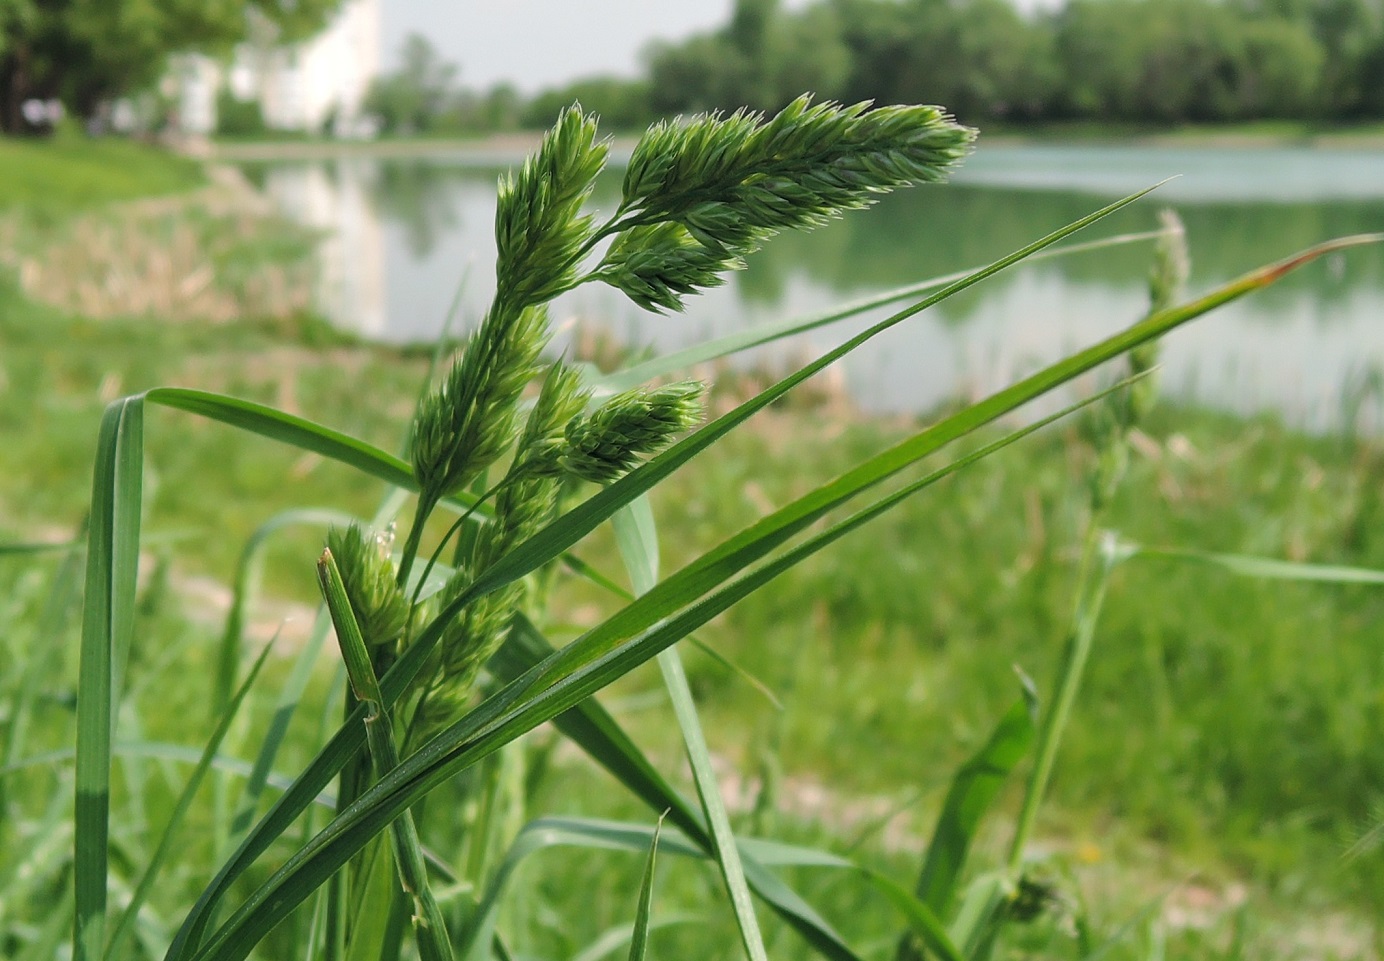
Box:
366;0;1384;137
617;0;1384;127
4;0;1381;137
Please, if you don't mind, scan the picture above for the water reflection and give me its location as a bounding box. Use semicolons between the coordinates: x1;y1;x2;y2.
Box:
243;145;1384;429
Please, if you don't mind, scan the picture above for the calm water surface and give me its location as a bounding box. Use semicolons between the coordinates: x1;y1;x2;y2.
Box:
242;144;1384;430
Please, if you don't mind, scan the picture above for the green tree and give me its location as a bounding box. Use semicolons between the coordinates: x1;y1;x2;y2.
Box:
951;0;1059;121
647;0;849;115
833;0;1055;123
363;33;459;135
758;3;853;109
0;0;345;134
727;0;778;60
522;76;652;131
1356;31;1384;114
646;33;749;114
1237;16;1325;116
1238;0;1383;113
1055;0;1258;122
833;0;903;103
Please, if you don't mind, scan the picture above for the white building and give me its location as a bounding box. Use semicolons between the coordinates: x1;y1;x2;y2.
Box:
250;0;381;135
178;0;381;137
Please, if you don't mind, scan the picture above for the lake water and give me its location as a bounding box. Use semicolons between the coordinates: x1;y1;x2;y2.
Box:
240;143;1384;431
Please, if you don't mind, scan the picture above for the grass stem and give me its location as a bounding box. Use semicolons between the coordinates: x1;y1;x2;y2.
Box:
1007;525;1117;875
319;549;456;961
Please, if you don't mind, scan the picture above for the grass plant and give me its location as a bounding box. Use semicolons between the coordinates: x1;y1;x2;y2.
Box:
2;99;1382;961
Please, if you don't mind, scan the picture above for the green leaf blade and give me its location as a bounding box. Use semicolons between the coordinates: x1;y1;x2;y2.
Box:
76;396;144;961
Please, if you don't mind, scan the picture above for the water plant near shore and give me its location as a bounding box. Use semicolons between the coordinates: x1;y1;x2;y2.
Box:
13;96;1380;961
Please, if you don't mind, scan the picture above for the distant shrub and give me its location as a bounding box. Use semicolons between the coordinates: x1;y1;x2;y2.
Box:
216;88;267;138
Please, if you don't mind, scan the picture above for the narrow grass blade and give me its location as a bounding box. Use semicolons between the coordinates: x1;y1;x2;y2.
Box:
493;617;859;961
454;814;850;961
947;873;1007;958
867;871;965;961
563;552;781;708
1346;813;1384;862
658;648;768;961
1;742;337;803
627;814;666;961
147;388;417;490
76;395;144;961
215;509;353;717
106;640;276;961
913;689;1038;921
1076;888;1174;961
318;550;454;961
1130;544;1384;584
0;538;82;556
2;523;85;803
599;229;1171;393
1008;530;1119;876
494;617;707;839
573;916;697;961
228;609;334;841
455;817;673;961
616;498;768;961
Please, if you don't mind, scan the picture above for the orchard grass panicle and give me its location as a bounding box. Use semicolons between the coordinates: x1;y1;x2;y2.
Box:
399;96;974;676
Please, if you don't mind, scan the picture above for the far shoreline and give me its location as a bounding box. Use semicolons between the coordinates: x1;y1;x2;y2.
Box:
205;119;1384;163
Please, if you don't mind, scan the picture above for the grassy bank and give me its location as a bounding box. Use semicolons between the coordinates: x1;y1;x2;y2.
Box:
981;118;1384;148
0;133;205;211
1;134;323;331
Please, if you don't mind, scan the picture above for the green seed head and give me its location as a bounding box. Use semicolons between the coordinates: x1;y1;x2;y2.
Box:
412;303;550;502
1127;210;1188;425
594;222;748;313
510;361;592;479
325;523;409;650
599;97;973;314
496;104;609;309
560;381;705;484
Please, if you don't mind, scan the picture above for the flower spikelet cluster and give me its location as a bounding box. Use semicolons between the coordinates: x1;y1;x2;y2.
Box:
325;523;409;650
1089;210;1188;509
413;108;608;505
597;95;974;311
411;303;549;502
414;363;591;732
559;381;705;484
496;105;609;309
593;222;744;314
1126;209;1187;425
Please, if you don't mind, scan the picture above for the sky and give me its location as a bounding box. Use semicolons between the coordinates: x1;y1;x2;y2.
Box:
381;0;1051;94
381;1;769;94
